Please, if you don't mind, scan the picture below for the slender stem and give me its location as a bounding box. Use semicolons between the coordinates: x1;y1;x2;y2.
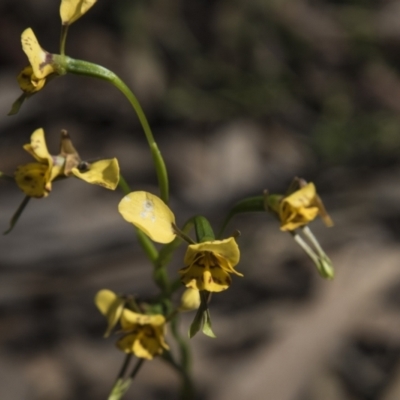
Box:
172;223;196;244
63;57;169;204
59;25;69;56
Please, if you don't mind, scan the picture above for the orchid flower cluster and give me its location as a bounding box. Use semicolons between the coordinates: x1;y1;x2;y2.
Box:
1;1;335;399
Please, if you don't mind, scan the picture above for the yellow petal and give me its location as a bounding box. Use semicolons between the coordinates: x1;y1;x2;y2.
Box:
60;0;97;25
120;309;165;330
71;158;120;190
179;288;201;311
94;289;125;337
118;191;176;244
133;329;163;359
116;333;137;354
181;269;230;292
283;182;316;208
24;128;52;163
21;28;54;79
184;237;240;269
17;66;46;94
15;163;50;198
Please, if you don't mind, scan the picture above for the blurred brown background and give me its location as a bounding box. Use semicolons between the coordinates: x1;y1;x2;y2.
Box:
2;0;400;399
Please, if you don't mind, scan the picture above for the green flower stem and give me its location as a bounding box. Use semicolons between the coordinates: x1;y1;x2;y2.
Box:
62;56;169;204
172;223;196;244
59;25;69;56
118;175;158;264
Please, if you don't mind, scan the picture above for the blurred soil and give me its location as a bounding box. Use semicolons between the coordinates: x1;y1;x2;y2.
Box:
2;1;400;399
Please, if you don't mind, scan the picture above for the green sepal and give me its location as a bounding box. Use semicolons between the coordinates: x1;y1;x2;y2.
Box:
193;216;215;243
189;305;203;338
188;291;216;338
218;196;265;237
4;196;31;234
202;308;216;338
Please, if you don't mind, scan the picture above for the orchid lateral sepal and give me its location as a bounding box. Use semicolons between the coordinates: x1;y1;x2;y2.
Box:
4;196;31;235
189;291;216;339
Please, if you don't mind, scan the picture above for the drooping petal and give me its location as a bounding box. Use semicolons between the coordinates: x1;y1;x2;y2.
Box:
71;158;119;190
184;237;240;269
94;289;125;337
60;0;97;25
120;309;165;330
14;162;50;198
118;191;176;244
21;28;54;79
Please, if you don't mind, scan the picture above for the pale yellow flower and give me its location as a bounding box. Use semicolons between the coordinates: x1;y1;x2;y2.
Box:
15;128;64;198
180;237;242;292
117;309;169;360
279;183;333;231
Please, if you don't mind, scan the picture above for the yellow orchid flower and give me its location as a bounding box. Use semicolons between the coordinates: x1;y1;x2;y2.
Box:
94;289;126;338
279;182;333;231
15;128;64;198
180;237;243;292
60;0;97;26
10;29;57;115
15;128;120;197
116;309;169;360
118;191;176;243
